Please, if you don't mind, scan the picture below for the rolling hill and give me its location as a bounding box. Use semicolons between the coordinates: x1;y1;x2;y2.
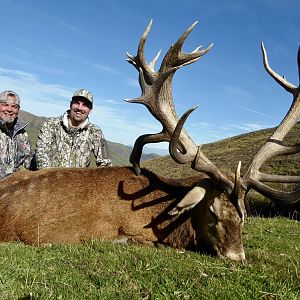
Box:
142;122;300;178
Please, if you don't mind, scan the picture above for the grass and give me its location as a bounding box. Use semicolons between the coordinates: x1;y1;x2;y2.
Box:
0;217;299;299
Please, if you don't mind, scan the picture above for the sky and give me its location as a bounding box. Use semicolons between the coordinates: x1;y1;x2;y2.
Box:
0;0;299;152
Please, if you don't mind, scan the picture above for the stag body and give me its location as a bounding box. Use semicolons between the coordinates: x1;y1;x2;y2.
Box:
0;167;244;261
0;21;298;263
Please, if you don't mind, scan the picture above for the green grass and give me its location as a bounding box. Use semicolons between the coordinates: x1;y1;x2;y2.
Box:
0;217;299;299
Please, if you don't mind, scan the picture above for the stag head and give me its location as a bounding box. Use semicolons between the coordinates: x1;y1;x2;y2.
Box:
126;20;299;260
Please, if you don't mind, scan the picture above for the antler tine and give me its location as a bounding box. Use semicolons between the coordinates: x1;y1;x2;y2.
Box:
170;106;234;193
160;22;213;72
242;43;300;203
169;106;199;164
125;20;154;71
261;42;296;93
248;180;300;204
149;49;162;72
137;19;153;63
129;131;169;176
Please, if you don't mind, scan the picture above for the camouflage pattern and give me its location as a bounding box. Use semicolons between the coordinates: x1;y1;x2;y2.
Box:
72;89;93;108
0;118;32;179
0;90;20;106
35;111;112;169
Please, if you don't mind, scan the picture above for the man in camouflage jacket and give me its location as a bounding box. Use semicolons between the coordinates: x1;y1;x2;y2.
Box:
0;91;32;179
36;89;112;168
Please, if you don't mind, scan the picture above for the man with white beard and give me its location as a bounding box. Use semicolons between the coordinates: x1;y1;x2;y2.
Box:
0;90;32;179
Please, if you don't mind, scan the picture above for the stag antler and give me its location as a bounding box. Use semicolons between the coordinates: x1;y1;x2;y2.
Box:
125;20;214;175
127;21;299;212
240;43;300;203
126;20;239;197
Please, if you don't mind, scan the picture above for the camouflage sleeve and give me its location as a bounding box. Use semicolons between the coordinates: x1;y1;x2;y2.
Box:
35;119;56;169
21;132;33;169
15;131;32;170
91;127;112;167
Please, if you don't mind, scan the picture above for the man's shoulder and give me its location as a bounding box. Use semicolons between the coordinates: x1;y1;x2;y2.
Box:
87;122;102;133
42;116;62;127
38;116;64;135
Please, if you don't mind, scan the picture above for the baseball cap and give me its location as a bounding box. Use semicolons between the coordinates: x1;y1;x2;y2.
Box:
0;90;21;106
72;89;93;108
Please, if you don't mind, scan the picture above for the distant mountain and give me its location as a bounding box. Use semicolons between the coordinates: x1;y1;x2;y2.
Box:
19;111;47;146
143;146;169;156
105;141;159;166
19;110;160;166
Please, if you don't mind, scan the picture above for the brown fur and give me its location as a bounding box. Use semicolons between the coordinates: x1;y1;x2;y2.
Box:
0;167;245;261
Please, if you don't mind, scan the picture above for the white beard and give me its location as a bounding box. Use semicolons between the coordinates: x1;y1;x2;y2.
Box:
0;114;16;125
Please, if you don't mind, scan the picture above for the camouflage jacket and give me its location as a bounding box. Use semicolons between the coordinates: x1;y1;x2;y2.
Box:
0;118;32;179
35;111;112;169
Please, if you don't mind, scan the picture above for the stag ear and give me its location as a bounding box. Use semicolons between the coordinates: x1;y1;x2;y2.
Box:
168;185;206;216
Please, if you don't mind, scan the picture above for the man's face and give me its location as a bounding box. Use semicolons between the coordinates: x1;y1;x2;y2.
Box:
69;98;92;127
0;95;20;125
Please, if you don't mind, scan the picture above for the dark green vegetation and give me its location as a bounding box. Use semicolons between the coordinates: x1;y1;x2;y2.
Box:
0;217;299;299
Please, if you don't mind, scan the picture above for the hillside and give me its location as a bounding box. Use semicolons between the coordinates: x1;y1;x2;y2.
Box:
19;110;158;166
142;122;300;178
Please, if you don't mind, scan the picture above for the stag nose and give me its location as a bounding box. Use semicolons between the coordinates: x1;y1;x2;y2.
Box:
224;249;246;262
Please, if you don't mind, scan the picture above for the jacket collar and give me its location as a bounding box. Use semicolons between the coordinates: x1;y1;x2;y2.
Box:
0;117;28;137
61;110;89;131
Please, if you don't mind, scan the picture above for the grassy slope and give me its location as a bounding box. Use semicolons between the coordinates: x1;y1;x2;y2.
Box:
142;122;300;178
0;218;299;299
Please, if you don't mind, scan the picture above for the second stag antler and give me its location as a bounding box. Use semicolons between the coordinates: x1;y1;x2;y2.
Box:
240;43;300;203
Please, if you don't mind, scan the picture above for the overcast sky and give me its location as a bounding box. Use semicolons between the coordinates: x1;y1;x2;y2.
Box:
0;0;299;150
